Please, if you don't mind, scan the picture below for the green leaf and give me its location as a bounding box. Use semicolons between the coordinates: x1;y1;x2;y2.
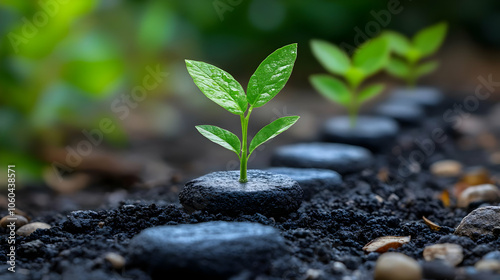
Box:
415;60;439;77
358;84;384;103
195;125;241;155
383;31;410;56
310;39;350;75
247;43;297;108
412;22;448;57
309;74;350;106
249;116;299;155
186;60;247;115
353;37;389;77
386;57;410;79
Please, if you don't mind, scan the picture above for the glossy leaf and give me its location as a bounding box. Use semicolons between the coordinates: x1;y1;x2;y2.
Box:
383;31;410;56
358;84;384;103
309;74;350;106
195;125;241;155
415;60;439;77
413;22;448;57
386;57;410;79
353;37;389;77
247;43;297;108
310;39;350;75
186;60;247;115
249;116;299;155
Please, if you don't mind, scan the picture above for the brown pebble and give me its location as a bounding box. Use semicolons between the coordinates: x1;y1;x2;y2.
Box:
458;184;500;208
104;252;126;270
14;209;31;221
430;160;462;177
475;259;500;273
374;252;422;280
16;222;51;236
423;243;463;266
0;215;28;228
98;222;105;228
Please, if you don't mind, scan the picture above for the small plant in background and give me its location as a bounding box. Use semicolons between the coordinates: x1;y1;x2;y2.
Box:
382;22;448;87
186;44;299;183
309;37;389;127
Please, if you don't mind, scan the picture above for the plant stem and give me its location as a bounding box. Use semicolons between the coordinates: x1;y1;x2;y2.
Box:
407;59;418;89
239;107;253;183
348;85;359;129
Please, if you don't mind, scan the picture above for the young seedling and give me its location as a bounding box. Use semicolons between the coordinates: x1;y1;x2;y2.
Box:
309;37;389;127
185;44;299;183
382;22;448;87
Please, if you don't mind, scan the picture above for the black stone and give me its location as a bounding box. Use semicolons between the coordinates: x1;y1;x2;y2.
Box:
128;221;287;278
387;87;444;110
373;101;425;126
320;116;399;151
179;170;303;216
266;167;342;200
270;142;374;174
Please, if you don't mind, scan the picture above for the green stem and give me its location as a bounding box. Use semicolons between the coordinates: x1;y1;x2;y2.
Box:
239;107;253;183
407;59;418;89
348;84;359;129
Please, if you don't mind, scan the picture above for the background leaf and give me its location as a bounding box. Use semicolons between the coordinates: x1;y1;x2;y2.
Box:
353;37;389;77
309;74;350;106
386;57;410;79
186;60;247;115
195;125;241;155
247;43;297;108
383;31;410;56
415;60;439;77
358;83;384;103
310;39;350;75
249;116;299;155
412;22;448;57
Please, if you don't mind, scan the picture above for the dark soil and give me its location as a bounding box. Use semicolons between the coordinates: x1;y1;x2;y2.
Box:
1;94;500;280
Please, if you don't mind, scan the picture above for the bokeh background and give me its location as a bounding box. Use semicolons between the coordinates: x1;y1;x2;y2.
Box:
1;0;500;200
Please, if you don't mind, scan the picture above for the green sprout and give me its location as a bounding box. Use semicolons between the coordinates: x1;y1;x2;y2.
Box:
382;22;448;87
309;37;389;127
185;44;299;183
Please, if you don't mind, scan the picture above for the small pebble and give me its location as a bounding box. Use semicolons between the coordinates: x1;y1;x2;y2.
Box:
16;222;51;236
320;116;399;151
271;142;374;174
128;221;286;277
430;160;463;177
388;87;443;109
455;206;500;239
0;215;28;228
475;260;500;273
104;252;126;270
305;268;323;279
266;167;342;200
179;170;303;216
423;243;463;266
458;184;500;208
374;252;422;280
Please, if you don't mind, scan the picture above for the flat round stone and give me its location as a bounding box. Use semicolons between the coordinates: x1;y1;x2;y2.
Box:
373;102;425;126
179;170;303;216
128;221;287;278
320;116;399;151
270;142;374;174
266;167;342;200
388;87;443;109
